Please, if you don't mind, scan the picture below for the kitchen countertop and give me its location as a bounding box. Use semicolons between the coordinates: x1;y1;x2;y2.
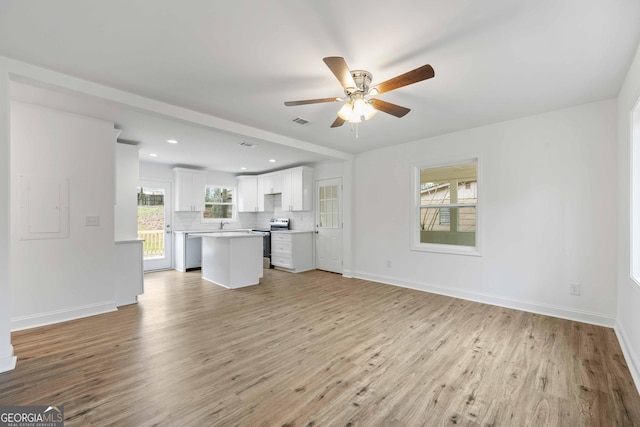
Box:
174;229;252;234
115;238;145;244
188;232;263;238
270;230;314;234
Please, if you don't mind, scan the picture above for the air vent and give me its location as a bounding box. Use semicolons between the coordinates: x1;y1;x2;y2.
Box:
239;142;257;148
292;117;311;126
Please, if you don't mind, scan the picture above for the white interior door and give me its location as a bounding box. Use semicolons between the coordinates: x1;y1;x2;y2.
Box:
315;178;342;273
138;180;172;271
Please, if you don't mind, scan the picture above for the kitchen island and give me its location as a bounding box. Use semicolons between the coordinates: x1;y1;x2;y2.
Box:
189;232;264;289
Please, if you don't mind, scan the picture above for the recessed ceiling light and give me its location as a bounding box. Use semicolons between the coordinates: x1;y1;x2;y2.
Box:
149;153;158;157
240;167;247;170
269;159;276;163
167;139;179;144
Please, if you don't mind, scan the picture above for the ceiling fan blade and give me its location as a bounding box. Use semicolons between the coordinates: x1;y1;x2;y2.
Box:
284;97;340;106
371;99;411;117
371;64;435;95
330;116;346;128
323;57;357;90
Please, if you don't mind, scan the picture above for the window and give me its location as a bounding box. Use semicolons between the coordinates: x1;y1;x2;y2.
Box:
319;184;339;228
203;186;234;221
412;159;480;255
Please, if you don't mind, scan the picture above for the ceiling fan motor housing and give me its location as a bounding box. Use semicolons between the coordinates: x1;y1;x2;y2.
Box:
346;70;372;95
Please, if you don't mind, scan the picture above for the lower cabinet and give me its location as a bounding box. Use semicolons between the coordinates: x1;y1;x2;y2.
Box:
114;240;144;306
270;231;313;273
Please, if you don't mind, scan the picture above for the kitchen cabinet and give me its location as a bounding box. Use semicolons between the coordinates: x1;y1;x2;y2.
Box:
237;176;259;212
270;231;313;273
191;232;264;288
114;239;144;306
259;172;282;195
257;173;279;212
173;168;206;212
249;167;314;212
281;166;313;211
115;142;139;240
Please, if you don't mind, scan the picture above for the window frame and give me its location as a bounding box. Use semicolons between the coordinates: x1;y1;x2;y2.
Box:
201;184;237;223
411;156;482;256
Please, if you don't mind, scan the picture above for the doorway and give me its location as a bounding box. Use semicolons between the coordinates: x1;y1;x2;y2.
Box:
138;180;172;271
315;178;342;273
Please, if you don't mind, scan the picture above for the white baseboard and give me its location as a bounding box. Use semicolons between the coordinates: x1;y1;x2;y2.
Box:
0;345;16;373
353;271;616;327
615;321;640;396
341;269;354;278
10;301;118;332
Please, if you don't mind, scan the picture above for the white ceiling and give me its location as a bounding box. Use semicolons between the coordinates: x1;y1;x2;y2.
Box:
1;0;639;172
9;81;334;173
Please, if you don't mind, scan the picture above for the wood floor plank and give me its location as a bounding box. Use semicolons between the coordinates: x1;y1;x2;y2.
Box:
1;268;639;426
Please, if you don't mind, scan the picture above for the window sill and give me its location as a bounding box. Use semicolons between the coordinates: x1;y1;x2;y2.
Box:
411;242;482;257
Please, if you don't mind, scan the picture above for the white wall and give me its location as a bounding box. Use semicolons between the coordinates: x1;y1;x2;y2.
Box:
616;42;640;391
139;161;174;182
0;62;15;372
353;99;618;326
10;101;117;330
115;143;139;240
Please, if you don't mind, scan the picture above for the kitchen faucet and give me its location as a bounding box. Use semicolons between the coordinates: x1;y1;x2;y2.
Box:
219;220;229;230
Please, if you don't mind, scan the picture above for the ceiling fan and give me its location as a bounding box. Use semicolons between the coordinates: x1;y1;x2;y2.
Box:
285;57;435;128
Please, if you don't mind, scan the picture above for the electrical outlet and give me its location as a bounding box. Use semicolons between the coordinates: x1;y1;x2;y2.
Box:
386;260;392;268
569;283;581;296
85;215;100;226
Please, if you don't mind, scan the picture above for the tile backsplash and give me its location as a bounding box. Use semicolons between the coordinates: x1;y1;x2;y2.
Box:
173;193;314;231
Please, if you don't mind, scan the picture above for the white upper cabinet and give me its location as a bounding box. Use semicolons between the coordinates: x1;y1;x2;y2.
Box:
237;175;258;212
281;166;313;211
173;168;206;212
260;172;282;195
247;166;313;212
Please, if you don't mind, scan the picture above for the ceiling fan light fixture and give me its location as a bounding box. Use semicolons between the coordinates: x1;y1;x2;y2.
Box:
338;98;377;123
353;98;377;121
337;103;353;121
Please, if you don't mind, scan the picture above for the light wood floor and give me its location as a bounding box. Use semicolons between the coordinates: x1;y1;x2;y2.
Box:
1;269;639;426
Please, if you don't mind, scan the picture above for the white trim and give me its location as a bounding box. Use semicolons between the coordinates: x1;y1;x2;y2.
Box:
10;301;117;332
630;97;640;287
353;271;616;327
615;321;640;396
0;345;16;373
341;270;354;278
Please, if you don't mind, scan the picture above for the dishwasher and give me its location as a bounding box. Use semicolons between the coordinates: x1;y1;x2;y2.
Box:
185;233;202;269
